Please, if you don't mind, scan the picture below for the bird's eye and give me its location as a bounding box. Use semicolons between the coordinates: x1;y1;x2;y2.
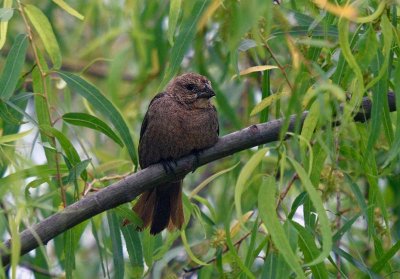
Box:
185;84;195;91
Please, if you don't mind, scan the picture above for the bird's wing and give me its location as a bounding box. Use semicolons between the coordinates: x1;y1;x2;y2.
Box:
139;92;167;140
212;105;219;135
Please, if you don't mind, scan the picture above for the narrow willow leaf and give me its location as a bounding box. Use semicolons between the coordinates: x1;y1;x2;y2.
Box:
0;34;28;100
371;240;400;273
233;65;278;79
25;177;50;197
40;125;87;180
160;0;210;89
58;72;138;167
63;112;123;147
225;225;256;279
345;175;368;220
64;221;88;279
366;51;389;152
64;159;91;184
384;61;400;166
0;0;12;49
189;162;239;198
90;219;107;278
24;4;62;69
180;230;208;266
64;229;75;279
365;14;393;91
332;213;362;242
338;19;364;115
0;8;13;21
0;95;29;177
114;205;143;227
258;176;306;278
0;165;68;191
9;210;22;279
167;0;182;45
292;222;329;279
0;128;31;144
121;224;144;278
0;102;21;125
107;211;124;278
299;101;319;157
244;218;259;270
354;0;386;23
262;252;290;279
52;0;84;20
288;192;307;219
333;246;378;278
288;157;332;266
235;147;268;223
250;91;287;116
142;231;155;267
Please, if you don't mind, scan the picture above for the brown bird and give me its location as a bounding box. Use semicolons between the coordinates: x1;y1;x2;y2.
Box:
132;73;219;235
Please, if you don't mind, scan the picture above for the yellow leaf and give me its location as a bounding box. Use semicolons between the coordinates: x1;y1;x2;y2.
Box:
312;0;357;20
250;91;288;116
230;211;254;237
52;0;84;20
0;129;32;144
232;65;278;79
0;0;12;49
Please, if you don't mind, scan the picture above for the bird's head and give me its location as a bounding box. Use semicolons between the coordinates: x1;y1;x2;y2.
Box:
166;73;215;107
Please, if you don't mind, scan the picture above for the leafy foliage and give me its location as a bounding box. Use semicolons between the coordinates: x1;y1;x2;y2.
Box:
0;0;400;278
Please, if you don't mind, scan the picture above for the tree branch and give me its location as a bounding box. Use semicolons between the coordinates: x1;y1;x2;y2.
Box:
0;92;396;266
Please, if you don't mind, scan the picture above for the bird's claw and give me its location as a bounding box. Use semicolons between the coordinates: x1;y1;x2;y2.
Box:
191;149;202;173
161;158;177;175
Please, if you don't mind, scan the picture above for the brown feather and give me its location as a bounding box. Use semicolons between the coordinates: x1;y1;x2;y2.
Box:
131;73;219;234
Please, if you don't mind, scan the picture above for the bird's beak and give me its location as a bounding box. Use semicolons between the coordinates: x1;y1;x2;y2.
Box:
197;84;215;99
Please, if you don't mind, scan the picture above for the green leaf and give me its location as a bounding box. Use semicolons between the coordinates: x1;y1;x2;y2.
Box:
288;157;332;266
180;230;209;266
64;221;88;279
167;0;182;45
160;0;210;89
190;162;239;198
250;91;285;116
25;177;50;199
338;18;364;115
64;229;75;279
107;211;124;278
52;0;84;20
0;128;31;144
24;4;62;69
371;240;400;273
62;112;123;147
0;8;13;21
64;159;91;185
40;125;87;180
0;34;28;100
121;224;144;278
262;251;291;279
235;148;268;223
384;61;400;166
57;71;138;167
292;222;329;279
258;176;306;279
0;0;12;49
114;205;143;227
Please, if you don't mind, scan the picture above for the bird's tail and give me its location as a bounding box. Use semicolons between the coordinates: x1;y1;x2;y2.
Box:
131;181;184;235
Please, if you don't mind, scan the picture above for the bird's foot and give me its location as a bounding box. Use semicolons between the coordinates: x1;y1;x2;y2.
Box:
191;149;203;173
161;158;178;175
